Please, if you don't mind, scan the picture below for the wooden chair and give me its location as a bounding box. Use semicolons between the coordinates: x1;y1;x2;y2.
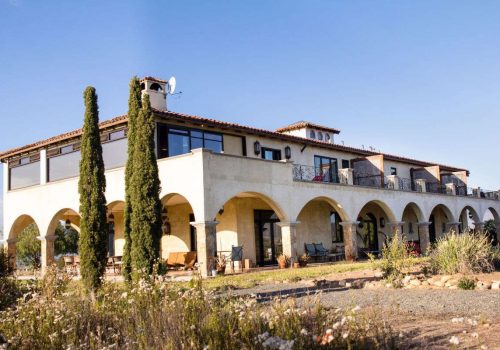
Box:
73;256;80;275
63;256;74;274
230;246;243;273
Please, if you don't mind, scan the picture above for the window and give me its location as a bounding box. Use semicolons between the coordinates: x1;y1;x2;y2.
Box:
20;157;30;165
314;155;338;183
150;82;163;91
102;138;127;169
261;147;281;161
157;124;224;158
60;145;74;154
48;151;81;181
341;159;350;169
9;161;40;190
390;167;397;176
309;130;316;139
331;212;344;243
317;132;323;140
325;133;331;142
109;129;125;141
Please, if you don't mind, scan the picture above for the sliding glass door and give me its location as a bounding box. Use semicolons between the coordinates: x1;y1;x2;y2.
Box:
314;155;339;183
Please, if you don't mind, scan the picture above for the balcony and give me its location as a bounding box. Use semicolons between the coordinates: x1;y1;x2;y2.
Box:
292;164;500;200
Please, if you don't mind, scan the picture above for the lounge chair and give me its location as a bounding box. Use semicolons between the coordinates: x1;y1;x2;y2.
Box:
305;243;328;262
166;252;197;270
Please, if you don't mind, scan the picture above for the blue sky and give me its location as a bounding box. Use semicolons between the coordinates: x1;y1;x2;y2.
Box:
1;0;500;229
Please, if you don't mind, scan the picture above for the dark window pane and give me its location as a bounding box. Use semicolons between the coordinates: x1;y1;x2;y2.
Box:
60;145;73;154
204;132;222;141
10;162;40;189
157;124;169;159
48;151;81;181
103;138;127;169
204;139;222;153
168;133;190;156
20;157;30;165
191;137;203;150
191;130;203;138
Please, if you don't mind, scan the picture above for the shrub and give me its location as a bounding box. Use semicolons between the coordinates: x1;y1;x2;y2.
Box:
0;275;400;349
0;249;9;277
430;231;499;275
0;277;23;311
457;276;476;290
372;233;416;287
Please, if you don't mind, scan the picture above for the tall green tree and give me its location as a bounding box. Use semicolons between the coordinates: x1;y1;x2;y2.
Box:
54;223;79;256
122;77;142;281
78;86;108;292
130;94;162;277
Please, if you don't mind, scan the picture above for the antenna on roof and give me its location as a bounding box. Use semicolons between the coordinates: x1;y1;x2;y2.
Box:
167;76;176;94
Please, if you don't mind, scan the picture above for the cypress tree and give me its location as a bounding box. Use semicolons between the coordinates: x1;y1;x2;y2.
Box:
122;77;142;281
78;86;108;292
130;94;162;277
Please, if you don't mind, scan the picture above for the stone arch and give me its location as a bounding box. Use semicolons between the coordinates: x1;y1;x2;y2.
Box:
401;202;424;222
211;191;287;222
483;206;500;222
159;193;197;259
354;199;397;253
47;208;81;237
458;205;480;232
428;204;455;242
294;196;349;256
6;214;40;270
428;204;455;223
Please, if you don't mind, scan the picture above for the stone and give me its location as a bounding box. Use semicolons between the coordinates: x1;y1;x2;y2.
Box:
445;279;458;287
351;280;365;289
421;281;430;286
385;283;393;288
410;279;421;286
434;281;445;287
345;282;352;288
491;281;500;290
440;275;451;283
402;275;412;285
476;281;492;290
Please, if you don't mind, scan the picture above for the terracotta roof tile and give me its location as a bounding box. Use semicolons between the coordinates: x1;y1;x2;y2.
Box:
141;76;167;84
0;109;468;174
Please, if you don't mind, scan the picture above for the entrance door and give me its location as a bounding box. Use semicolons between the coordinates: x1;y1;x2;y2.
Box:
429;215;436;243
362;213;379;251
254;210;282;266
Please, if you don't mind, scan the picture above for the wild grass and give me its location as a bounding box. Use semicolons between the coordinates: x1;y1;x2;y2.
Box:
369;234;418;288
0;267;400;350
429;231;499;275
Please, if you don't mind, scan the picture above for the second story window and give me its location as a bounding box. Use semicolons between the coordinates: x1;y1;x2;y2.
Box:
261;147;281;161
157;124;223;158
318;132;323;141
390;167;397;176
310;130;316;139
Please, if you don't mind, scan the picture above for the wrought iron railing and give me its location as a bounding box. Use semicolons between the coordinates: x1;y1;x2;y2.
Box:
292;164;339;183
291;163;499;200
354;174;383;188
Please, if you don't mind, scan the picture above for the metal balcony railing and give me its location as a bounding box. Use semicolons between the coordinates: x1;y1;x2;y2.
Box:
291;164;499;200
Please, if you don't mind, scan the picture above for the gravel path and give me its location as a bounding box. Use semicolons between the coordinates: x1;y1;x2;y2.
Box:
297;288;500;318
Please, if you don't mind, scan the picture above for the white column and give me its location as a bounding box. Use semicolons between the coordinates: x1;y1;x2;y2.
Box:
417;222;431;254
40;149;47;185
387;175;400;190
277;221;299;264
445;183;456;195
38;235;56;274
390;221;405;239
2;162;8;240
339;168;354;185
191;221;218;278
340;221;359;261
415;179;426;192
446;222;461;234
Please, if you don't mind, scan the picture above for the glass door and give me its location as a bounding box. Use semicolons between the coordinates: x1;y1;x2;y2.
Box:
254;210;282;266
314;155;338;183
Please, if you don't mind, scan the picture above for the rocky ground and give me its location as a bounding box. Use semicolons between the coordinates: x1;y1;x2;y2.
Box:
223;269;500;349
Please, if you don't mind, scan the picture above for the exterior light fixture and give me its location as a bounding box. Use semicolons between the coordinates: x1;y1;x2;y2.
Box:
284;146;292;160
379;217;385;228
161;208;171;235
65;219;71;230
108;214;115;223
253;141;261;156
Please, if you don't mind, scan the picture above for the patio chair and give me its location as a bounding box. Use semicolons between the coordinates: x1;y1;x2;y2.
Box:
230;246;243;273
314;243;329;262
305;243;317;257
113;256;123;274
106;257;114;274
184;252;197;270
63;256;74;274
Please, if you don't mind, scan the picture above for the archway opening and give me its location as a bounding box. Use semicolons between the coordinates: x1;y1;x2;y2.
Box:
48;209;81;266
295;197;348;258
428;204;454;243
401;202;424;244
355;200;396;256
483;207;499;245
160;194;196;261
107;201;125;257
7;215;40;272
458;206;480;233
214;192;285;267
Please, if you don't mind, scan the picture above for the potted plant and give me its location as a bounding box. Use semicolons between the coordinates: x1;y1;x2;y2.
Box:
215;255;227;274
298;253;310;267
277;254;290;269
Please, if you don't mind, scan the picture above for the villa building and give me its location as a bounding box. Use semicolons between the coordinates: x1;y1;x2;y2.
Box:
1;76;499;276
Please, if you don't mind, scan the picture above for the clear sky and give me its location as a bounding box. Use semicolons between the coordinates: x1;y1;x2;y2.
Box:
1;0;500;230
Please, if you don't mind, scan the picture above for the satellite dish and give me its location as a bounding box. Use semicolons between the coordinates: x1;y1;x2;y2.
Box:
167;76;176;94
